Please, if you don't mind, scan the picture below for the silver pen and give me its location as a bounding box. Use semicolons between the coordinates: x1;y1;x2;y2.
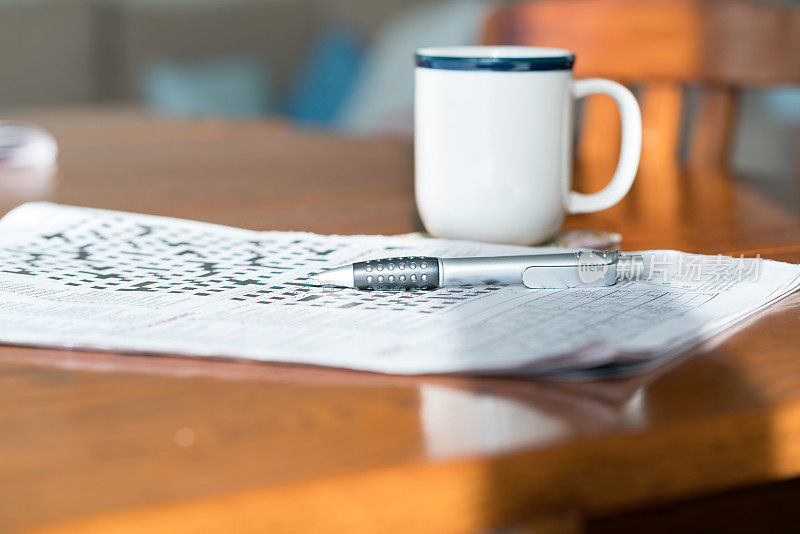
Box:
317;250;644;290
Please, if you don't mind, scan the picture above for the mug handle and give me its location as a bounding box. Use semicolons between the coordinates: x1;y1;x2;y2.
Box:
567;79;642;214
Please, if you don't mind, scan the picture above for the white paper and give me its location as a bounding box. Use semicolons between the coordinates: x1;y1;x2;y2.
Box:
0;203;798;376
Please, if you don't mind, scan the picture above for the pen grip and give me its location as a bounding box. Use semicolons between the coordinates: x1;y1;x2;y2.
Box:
353;257;439;290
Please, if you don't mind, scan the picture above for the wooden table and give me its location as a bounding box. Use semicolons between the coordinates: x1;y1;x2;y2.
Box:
1;109;799;533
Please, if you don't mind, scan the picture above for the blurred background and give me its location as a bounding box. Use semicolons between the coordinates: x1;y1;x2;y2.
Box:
0;0;797;176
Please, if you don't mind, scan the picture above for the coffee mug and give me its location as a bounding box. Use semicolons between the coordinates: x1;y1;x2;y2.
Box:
414;46;641;245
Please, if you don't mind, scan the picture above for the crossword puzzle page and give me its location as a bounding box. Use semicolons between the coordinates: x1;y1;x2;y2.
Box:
0;203;797;376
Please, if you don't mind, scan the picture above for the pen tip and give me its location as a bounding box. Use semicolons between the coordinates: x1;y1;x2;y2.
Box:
317;265;354;288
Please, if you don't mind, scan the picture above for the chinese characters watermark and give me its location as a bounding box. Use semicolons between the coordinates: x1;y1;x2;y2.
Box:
646;253;761;283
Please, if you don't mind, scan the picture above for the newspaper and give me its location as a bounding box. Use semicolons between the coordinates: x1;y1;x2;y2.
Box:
0;202;798;377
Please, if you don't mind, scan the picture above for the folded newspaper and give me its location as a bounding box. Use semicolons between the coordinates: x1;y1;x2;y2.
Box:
0;203;798;378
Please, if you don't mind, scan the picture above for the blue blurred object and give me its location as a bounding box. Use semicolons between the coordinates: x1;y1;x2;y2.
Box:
141;56;272;117
760;87;800;126
285;25;362;126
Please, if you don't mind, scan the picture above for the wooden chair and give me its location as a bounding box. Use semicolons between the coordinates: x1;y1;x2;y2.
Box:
483;0;800;174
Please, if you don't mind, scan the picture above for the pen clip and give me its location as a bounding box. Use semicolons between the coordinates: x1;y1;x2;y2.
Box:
522;250;620;289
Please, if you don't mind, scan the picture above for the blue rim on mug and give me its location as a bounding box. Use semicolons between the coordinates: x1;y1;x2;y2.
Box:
415;46;575;72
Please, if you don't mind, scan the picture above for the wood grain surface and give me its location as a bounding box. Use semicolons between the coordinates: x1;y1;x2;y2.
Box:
1;109;799;533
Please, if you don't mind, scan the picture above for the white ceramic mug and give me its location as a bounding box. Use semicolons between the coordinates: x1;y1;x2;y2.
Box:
414;46;642;245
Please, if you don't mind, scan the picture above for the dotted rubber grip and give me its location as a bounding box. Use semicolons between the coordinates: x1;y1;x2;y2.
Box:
353;256;439;290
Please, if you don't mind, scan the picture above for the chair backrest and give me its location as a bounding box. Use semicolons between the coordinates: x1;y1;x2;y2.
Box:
483;0;800;172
